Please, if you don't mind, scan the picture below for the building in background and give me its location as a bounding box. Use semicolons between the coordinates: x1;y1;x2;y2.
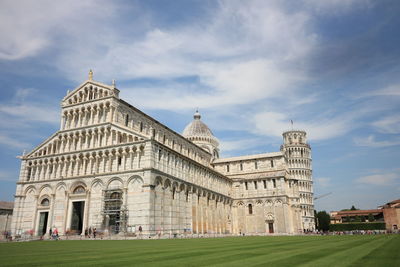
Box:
330;199;400;231
0;201;13;240
381;199;400;231
10;72;315;238
330;209;384;224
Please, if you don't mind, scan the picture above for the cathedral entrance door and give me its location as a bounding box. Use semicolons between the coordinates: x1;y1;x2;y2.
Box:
71;201;84;234
38;212;48;236
268;222;274;233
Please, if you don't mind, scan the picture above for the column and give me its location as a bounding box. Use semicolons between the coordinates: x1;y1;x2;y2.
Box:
48;193;56;233
32;195;39;235
81;190;91;236
122;152;127;171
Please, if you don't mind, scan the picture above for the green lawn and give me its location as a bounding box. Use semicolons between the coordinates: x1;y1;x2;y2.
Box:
1;235;399;266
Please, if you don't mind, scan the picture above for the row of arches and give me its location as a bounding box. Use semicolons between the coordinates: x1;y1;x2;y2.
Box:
287;147;310;158
301;205;314;217
13;175;145;237
23;176;144;197
298;181;312;192
25;144;145;181
31;127;140;157
153;145;231;196
236;198;284;208
290;169;312;180
288;158;311;169
153;175;232;235
300;193;313;205
283;131;307;145
66;85;111;106
62;101;113;130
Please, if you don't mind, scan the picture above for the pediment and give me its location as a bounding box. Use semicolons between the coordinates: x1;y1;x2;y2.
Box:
25;132;61;159
62;80;119;107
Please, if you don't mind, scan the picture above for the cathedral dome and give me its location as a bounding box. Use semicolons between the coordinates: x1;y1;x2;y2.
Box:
182;110;219;159
183;111;215;138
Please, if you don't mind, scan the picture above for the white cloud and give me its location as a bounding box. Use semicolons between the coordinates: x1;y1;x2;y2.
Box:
122;59;305;110
251;111;355;141
369;84;400;97
354;135;400;147
0;134;31;150
303;0;372;14
356;172;400;186
0;0;378;146
371;115;400;134
0;104;59;124
219;137;266;153
0;88;59;151
0;0;117;60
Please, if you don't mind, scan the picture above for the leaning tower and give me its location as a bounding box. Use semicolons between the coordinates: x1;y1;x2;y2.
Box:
281;130;315;231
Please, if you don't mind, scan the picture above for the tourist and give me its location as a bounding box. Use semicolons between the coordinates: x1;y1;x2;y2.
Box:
139;225;142;239
54;228;59;240
93;228;97;239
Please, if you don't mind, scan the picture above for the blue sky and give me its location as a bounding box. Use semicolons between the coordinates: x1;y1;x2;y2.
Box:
0;0;399;212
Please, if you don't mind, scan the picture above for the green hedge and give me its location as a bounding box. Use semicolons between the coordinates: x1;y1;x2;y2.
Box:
329;222;386;231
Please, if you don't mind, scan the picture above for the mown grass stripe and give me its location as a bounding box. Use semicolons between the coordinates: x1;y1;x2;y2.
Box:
0;235;398;266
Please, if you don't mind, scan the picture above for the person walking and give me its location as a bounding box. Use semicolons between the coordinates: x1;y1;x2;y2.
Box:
93;228;97;239
138;226;142;239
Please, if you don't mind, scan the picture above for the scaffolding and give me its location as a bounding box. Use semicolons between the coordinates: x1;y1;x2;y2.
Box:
102;189;128;234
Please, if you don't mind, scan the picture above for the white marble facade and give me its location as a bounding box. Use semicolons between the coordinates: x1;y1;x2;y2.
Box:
10;74;314;238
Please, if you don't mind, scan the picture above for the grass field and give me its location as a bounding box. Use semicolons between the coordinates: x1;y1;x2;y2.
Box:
1;235;399;266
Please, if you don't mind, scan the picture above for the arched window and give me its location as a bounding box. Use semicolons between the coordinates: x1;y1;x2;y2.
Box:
248;204;253;215
41;198;50;206
27;168;32;181
73;186;85;194
125;114;129;127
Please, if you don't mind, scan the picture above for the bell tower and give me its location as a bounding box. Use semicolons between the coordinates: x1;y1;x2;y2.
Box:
281;130;315;231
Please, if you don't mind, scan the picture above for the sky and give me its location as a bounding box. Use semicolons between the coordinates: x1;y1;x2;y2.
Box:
0;0;399;212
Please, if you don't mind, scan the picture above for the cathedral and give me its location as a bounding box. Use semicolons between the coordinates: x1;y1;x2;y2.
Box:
10;72;314;238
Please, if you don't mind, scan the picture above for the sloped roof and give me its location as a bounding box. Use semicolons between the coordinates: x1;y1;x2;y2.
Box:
0;201;14;210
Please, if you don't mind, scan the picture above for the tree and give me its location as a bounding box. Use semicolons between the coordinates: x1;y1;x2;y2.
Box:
316;211;330;231
350;205;358;210
368;213;375;222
